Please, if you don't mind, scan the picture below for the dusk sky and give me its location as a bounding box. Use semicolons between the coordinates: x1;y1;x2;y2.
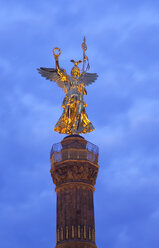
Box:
1;0;159;247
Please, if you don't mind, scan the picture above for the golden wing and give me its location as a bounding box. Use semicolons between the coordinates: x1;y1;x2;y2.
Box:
37;67;70;94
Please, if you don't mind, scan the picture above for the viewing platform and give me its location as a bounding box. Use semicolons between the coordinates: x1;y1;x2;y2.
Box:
50;135;99;166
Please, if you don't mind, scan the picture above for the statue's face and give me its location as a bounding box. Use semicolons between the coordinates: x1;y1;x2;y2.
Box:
71;66;80;78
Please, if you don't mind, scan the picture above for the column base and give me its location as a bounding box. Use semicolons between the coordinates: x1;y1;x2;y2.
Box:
55;240;97;248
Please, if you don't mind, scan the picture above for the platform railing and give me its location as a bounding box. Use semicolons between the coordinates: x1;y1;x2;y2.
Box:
50;141;99;164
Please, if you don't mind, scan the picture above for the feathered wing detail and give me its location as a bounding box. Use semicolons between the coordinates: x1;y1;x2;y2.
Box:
78;72;98;86
37;67;70;94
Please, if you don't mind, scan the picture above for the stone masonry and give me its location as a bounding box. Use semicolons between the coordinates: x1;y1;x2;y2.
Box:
50;135;99;248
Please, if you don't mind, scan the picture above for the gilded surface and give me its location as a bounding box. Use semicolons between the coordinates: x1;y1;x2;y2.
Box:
37;37;98;134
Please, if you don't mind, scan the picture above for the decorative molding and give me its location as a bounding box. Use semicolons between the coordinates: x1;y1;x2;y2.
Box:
78;225;80;238
66;226;68;240
57;229;60;242
55;182;95;193
51;161;98;187
57;226;95;244
89;227;91;240
56;240;97;248
72;226;75;239
84;226;86;239
61;227;63;241
92;229;95;243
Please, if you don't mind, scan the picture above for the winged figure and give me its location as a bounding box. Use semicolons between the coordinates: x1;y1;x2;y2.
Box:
37;38;98;134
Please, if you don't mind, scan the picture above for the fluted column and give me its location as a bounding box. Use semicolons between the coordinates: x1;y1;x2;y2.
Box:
50;135;99;248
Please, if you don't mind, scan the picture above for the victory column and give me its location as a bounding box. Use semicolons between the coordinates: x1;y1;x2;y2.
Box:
38;38;99;248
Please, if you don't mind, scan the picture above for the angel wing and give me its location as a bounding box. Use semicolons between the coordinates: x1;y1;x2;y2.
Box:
37;67;70;94
78;72;98;86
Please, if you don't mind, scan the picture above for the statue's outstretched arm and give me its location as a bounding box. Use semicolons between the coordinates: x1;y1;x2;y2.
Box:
37;47;72;94
53;48;68;82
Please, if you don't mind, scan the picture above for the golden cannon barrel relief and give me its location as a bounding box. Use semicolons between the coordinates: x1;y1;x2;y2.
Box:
37;37;98;134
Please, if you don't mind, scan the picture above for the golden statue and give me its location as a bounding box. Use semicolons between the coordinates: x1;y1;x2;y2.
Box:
37;37;98;134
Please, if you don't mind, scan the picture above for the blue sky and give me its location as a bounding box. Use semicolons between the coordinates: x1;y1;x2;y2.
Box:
0;0;159;247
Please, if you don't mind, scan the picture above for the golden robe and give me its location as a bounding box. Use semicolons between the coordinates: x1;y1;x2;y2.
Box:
54;83;94;134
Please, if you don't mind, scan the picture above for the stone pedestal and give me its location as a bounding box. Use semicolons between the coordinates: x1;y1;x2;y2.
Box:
50;135;99;248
